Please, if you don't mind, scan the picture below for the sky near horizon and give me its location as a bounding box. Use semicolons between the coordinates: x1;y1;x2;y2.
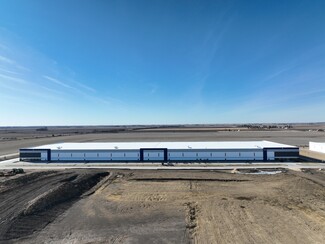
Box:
0;0;325;126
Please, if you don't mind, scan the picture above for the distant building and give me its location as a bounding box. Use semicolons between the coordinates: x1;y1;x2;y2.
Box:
20;141;299;162
309;142;325;154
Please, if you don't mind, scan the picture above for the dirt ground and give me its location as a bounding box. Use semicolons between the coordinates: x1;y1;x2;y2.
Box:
1;169;324;243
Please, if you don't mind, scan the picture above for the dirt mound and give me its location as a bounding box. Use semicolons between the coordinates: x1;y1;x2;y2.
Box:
24;172;108;216
1;171;57;187
1;169;325;243
0;170;109;241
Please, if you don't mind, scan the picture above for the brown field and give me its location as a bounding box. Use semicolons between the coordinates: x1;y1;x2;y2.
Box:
0;169;324;243
1;124;325;157
1;125;324;243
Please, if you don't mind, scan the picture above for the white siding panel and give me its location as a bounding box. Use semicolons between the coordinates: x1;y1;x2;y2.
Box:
58;152;73;160
267;151;275;160
84;152;101;160
143;150;164;161
169;152;182;158
51;152;59;160
111;152;125;158
72;153;84;157
310;142;325;153
98;153;108;158
225;152;239;160
168;150;264;161
40;151;48;161
125;152;139;160
71;153;84;161
212;152;226;158
48;148;266;162
198;152;210;158
239;152;254;158
183;152;197;158
255;152;263;159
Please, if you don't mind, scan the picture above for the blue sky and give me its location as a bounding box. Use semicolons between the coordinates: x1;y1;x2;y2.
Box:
0;0;325;126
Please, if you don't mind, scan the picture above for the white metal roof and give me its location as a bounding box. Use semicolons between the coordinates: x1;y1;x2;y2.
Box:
28;141;296;150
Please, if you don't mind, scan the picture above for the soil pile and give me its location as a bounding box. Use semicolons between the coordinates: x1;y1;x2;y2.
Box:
0;170;108;241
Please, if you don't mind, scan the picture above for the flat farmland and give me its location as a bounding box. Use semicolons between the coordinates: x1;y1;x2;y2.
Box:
1;125;325;243
1;126;325;156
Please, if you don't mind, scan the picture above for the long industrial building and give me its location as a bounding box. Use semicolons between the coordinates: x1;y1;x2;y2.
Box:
309;142;325;154
19;141;299;162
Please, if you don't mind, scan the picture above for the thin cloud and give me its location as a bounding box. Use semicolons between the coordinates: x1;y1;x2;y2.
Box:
43;75;97;94
0;43;9;50
0;81;63;101
226;82;325;117
43;75;74;89
0;54;31;73
15;64;31;72
0;67;20;75
38;85;67;96
0;73;29;84
261;65;296;83
0;55;15;64
86;95;111;105
42;75;121;106
71;79;96;93
0;29;126;119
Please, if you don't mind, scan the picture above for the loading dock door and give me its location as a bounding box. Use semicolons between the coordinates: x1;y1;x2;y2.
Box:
142;149;166;161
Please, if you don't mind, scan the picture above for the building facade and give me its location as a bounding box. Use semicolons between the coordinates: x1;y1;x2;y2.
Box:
309;142;325;154
20;141;299;162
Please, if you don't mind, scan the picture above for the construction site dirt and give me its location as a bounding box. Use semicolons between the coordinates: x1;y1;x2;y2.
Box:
0;169;324;243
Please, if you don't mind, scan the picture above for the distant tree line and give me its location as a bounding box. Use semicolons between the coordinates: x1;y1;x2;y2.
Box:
239;124;293;129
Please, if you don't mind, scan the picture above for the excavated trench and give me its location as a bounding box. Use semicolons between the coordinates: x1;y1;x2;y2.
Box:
185;202;199;243
133;178;249;182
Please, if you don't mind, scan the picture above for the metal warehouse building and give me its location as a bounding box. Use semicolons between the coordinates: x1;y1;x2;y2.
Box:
20;140;299;162
309;142;325;154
